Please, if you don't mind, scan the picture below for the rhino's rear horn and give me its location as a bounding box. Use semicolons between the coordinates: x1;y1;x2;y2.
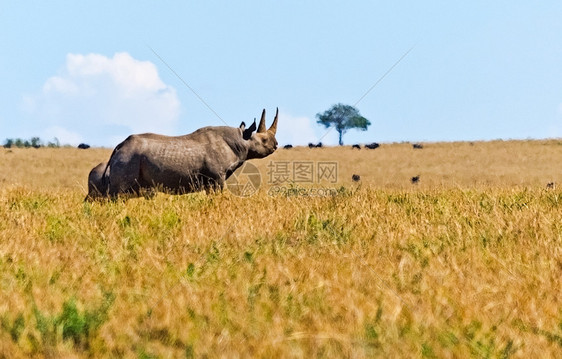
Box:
257;109;267;133
268;107;278;135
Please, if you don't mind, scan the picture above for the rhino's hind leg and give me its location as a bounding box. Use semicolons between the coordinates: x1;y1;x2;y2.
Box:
139;186;157;199
108;178;141;198
108;156;143;198
85;186;104;201
203;175;225;195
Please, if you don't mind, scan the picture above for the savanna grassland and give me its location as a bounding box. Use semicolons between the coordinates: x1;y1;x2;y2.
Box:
0;140;561;358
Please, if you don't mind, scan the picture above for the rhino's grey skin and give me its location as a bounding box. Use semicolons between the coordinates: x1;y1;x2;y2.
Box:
104;108;278;198
86;161;109;200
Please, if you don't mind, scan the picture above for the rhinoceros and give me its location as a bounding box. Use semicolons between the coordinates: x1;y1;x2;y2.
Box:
100;108;279;198
86;161;109;200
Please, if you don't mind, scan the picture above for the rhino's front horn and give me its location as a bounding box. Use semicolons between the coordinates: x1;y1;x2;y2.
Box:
268;107;278;135
257;109;267;133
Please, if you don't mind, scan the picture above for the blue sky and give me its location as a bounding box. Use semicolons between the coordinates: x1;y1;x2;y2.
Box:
1;2;561;147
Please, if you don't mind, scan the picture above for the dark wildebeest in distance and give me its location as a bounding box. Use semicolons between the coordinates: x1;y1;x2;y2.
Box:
413;143;423;149
86;161;109;200
352;144;361;149
96;108;279;199
365;142;379;149
283;144;293;149
78;143;91;149
411;175;420;184
352;174;361;182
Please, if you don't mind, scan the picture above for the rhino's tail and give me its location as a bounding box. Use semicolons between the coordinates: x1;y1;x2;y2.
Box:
101;138;127;193
101;161;110;193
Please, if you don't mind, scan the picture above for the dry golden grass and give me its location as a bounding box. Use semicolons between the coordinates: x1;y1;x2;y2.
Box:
0;140;561;358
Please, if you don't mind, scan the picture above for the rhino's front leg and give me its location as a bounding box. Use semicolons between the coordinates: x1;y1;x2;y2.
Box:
205;175;225;194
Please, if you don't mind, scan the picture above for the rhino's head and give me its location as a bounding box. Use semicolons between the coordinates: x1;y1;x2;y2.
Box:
245;108;279;159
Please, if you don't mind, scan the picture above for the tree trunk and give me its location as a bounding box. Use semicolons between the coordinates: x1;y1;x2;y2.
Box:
338;130;343;146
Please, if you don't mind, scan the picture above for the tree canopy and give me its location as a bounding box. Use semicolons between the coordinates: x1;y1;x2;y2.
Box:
316;103;370;145
3;137;60;149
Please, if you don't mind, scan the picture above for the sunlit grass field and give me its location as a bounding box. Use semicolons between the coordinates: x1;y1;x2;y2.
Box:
0;140;561;357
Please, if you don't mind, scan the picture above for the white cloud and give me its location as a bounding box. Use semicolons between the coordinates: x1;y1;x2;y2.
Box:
44;126;84;146
25;52;180;146
276;111;319;146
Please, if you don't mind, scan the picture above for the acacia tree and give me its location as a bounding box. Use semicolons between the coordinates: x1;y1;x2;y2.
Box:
316;103;370;146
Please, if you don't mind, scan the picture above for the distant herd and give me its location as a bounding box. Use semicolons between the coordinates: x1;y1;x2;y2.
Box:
281;142;424;150
83;120;559;200
82;141;429;152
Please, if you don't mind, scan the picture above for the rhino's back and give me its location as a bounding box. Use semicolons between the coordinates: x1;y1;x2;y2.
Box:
116;132;237;186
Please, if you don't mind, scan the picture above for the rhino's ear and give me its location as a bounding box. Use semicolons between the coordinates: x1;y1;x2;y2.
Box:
248;119;257;132
239;121;246;131
243;119;257;140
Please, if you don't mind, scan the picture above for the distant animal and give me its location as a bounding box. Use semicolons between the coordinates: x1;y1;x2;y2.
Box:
352;174;361;182
100;108;279;198
365;142;380;149
283;144;293;149
546;182;556;189
352;144;361;149
411;175;420;184
78;143;90;149
86;161;109;199
308;142;323;148
413;143;423;149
